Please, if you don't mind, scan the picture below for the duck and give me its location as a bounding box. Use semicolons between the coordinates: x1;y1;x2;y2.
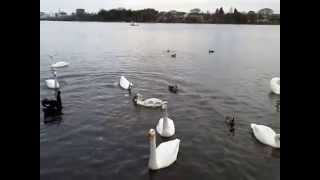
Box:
166;49;170;53
171;53;176;58
156;103;175;137
51;61;69;68
119;76;133;91
251;123;280;148
270;77;280;95
225;113;236;135
209;49;215;53
147;129;180;170
168;85;178;93
133;93;166;108
225;112;236;127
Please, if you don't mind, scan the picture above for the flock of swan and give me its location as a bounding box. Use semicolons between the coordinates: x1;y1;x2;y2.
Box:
43;56;280;171
120;74;280;170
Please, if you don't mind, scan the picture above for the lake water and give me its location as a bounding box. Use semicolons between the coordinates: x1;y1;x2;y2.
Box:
40;21;280;180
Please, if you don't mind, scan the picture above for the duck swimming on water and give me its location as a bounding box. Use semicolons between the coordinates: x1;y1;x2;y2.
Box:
225;112;236;135
171;53;176;58
168;85;178;93
209;49;215;53
225;112;236;127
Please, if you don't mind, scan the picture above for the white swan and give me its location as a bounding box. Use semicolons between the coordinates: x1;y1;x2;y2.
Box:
148;129;180;170
119;76;133;90
133;93;166;108
45;79;60;89
251;123;280;148
270;77;280;95
45;71;60;89
51;61;69;68
156;103;175;137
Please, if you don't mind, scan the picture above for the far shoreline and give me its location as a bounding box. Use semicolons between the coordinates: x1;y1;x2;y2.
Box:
40;20;280;26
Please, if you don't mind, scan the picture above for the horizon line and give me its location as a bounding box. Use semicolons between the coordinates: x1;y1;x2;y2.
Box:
40;7;280;14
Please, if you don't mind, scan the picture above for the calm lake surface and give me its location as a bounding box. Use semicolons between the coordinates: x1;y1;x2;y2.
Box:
40;21;280;180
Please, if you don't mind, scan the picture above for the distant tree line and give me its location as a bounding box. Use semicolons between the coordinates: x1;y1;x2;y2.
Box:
41;7;280;25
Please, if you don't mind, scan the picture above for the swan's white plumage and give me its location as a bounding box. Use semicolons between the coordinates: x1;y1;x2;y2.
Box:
156;104;175;137
148;129;180;170
51;61;69;68
134;94;166;108
270;77;280;95
45;79;60;89
139;98;164;107
251;123;280;148
119;76;132;90
155;139;180;168
156;118;175;137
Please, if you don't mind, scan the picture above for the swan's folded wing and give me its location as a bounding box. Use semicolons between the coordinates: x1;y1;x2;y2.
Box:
252;125;276;146
120;76;129;89
156;139;180;168
46;79;60;89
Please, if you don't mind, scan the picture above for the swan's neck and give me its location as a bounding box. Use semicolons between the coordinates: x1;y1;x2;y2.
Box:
53;70;59;88
163;108;169;130
148;137;157;169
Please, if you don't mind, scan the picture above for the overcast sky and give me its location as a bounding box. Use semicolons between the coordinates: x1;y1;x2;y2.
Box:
40;0;280;14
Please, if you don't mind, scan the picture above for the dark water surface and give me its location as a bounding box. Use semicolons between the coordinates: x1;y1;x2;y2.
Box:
40;21;280;180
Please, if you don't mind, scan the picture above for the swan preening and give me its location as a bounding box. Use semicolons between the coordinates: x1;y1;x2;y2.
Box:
251;123;280;148
119;76;133;90
156;103;175;137
148;129;180;170
133;93;166;108
270;77;280;95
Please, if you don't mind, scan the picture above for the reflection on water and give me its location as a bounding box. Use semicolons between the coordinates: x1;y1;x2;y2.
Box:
269;93;280;112
40;22;280;180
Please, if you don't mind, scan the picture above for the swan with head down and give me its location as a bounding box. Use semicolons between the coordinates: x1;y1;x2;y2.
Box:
119;76;133;91
133;93;166;108
251;123;280;148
